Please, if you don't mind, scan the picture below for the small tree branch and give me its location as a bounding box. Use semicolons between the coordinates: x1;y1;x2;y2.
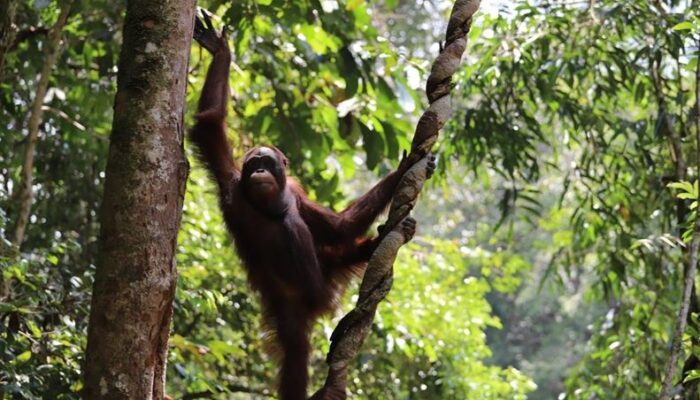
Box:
12;1;73;248
584;0;598;22
10;26;49;49
310;1;481;398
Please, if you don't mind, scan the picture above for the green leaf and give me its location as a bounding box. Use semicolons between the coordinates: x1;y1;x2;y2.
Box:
672;21;695;31
297;24;338;54
17;351;32;362
0;303;32;314
27;320;42;338
668;181;697;200
684;369;700;383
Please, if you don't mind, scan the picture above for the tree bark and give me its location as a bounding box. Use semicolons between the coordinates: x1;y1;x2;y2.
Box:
0;0;18;75
12;0;72;248
82;1;194;399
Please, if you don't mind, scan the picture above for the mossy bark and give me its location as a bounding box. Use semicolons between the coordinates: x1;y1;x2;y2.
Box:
82;1;194;399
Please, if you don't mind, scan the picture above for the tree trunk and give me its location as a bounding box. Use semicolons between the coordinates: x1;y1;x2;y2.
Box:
82;1;194;399
0;0;18;75
660;37;700;400
12;0;72;248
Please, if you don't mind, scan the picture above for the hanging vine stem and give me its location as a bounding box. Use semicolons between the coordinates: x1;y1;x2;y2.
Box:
311;1;481;398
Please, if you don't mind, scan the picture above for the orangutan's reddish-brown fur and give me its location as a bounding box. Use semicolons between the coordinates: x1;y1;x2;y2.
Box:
190;14;422;400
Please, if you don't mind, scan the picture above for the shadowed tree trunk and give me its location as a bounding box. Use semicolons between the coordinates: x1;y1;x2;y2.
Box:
82;1;194;399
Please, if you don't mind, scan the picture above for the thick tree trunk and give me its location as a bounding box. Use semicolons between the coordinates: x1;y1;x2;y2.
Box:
82;1;194;399
12;0;72;248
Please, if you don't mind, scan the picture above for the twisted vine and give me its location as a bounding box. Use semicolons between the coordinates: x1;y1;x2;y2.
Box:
311;1;481;398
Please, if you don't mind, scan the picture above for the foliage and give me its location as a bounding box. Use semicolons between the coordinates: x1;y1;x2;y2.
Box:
0;1;117;397
201;0;420;202
166;166;535;399
1;1;534;399
12;0;700;398
448;0;700;398
361;238;534;399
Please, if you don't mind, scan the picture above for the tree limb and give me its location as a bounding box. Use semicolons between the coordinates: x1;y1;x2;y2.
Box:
12;1;73;248
10;26;49;50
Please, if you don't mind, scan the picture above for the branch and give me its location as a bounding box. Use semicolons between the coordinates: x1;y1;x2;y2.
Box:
310;1;481;398
12;0;73;248
652;0;669;15
659;37;700;400
584;0;598;22
9;26;49;50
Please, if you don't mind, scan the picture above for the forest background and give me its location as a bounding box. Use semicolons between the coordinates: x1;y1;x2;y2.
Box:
1;0;700;399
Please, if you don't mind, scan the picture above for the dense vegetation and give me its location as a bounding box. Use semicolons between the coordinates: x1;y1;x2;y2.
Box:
1;0;699;399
